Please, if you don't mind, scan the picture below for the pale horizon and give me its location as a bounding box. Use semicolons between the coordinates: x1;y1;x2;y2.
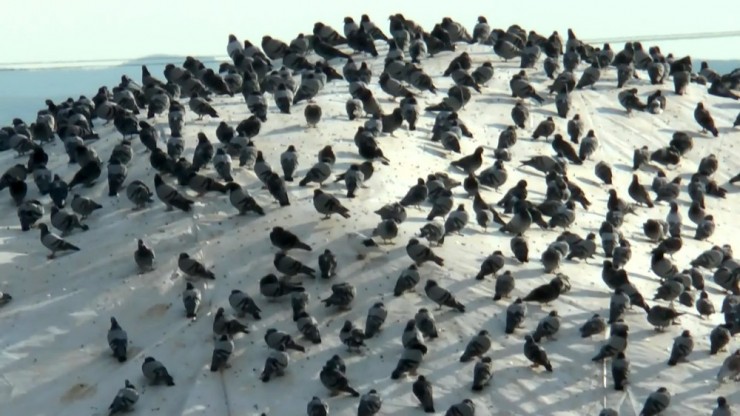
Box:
1;0;739;66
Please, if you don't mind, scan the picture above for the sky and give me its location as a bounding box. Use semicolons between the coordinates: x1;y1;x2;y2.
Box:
1;0;739;66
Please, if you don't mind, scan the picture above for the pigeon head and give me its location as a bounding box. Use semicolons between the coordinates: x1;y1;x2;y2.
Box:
144;356;155;363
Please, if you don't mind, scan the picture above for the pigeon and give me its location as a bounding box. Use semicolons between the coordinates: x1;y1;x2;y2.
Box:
264;328;305;352
492;270;516;301
313;189;350;219
213;307;249;337
451;146;484;174
415;308;439;339
126;180;154;210
696;291;715;318
510;234;529;263
108;380;139;415
408;238;444;266
266;172;290;207
306;396;329;416
17;200;44;231
523;275;565;304
39;223;80;258
640;387;671;416
154;174;193;212
320;363;360;397
364;302;388;338
141;357;175;386
270;227;312;252
445;399;476;416
471;356;493;391
224;182;264;216
357;390;382;416
259;274;305;299
460;330;492;362
279;145;299;182
579;130;599;161
425;279;465;312
373;219;399;243
713;397;731;416
188;94;218;119
318;249;337;279
667;330;694;365
134;239;155;273
107;317;128;362
295;311;322;344
523;334;553;372
178;253;215;279
50;206;88;236
400;178;428;208
505;298;527;333
580;314;607;338
304;101;322;127
260;348;289;382
322;282;356;310
70;194;102;219
533;311;561;342
717;350;740;382
412;375;436;413
695;103;719;137
695;215;715;241
210;334;234;371
647;305;684;331
228;289;261;320
532;117;555;140
629;174;654;207
475;251;505;280
612;352;630;390
592;326;628;361
182;282;201;318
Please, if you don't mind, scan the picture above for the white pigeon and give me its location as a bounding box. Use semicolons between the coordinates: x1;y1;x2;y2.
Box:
347;232;383;260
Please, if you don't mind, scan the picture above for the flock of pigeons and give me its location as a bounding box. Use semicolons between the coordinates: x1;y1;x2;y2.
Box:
1;12;740;416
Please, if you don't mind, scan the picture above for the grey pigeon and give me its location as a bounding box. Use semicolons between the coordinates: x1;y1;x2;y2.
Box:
270;227;311;252
580;314;607;338
70;194;102;219
50;206;88;236
593;325;628;361
318;249;337;279
154;174;193;212
533;310;561;342
280;145;298;181
373;219;399;243
475;250;505;280
364;302;388;338
667;330;694;365
471;356;493;391
307;396;329;416
182;282;201;318
39;223;79;258
264;328;304;352
640;387;671;416
696;291;715;318
320;363;360;396
394;264;421;296
425;279;464;312
717;350;740;382
412;375;435;413
213;307;249;337
612;352;630;390
523;334;553;372
108;380;138;415
296;311;322;344
408;238;444;266
224;182;264;216
415;308;439;339
134;239;155;273
322;282;355;310
492;270;515;301
178;253;215;279
107;317;128;363
710;325;732;355
141;357;175;386
228;289;261;320
313;189;350;219
358;390;382;416
647;305;684;331
460;330;492;362
260;348;289;382
713;397;731;416
210;334;234;371
126;180;154;209
505;298;527;333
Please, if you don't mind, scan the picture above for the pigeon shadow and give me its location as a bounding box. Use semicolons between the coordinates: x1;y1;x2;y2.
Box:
264;124;305;136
